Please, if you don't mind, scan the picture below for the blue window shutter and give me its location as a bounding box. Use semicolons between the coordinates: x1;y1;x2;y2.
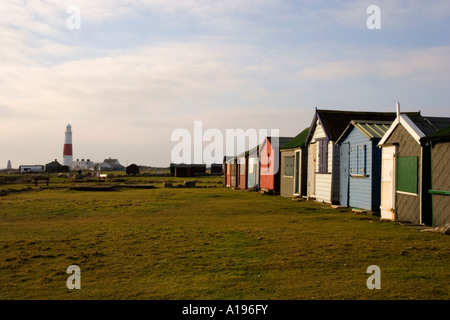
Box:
318;139;328;173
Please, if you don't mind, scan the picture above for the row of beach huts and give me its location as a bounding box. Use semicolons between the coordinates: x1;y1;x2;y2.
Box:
223;104;450;228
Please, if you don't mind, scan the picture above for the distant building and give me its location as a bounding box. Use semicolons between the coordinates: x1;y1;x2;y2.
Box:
19;165;44;174
72;158;94;170
126;164;140;176
103;158;125;171
45;159;70;173
210;163;223;175
170;163;206;177
6;160;12;170
92;162;113;172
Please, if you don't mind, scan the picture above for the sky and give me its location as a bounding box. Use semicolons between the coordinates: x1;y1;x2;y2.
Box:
1;0;450;167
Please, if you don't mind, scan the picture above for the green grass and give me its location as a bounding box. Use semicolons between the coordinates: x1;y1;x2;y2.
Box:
0;176;449;300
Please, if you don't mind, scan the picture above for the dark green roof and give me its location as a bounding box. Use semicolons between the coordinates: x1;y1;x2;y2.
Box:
421;125;450;142
281;127;309;150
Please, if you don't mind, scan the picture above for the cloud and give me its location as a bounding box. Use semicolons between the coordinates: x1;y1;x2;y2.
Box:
2;37;450;164
296;44;450;83
0;39;268;136
1;1;449;167
290;0;450;30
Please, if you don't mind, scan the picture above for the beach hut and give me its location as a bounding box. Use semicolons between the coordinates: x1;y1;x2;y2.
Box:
247;145;260;190
420;126;450;227
210;164;223;175
378;105;450;225
45;159;70;173
237;150;248;190
170;163;206;177
126;164;140;176
223;157;229;187
305;109;396;204
259;136;294;194
223;156;237;188
336;120;392;212
280;128;309;198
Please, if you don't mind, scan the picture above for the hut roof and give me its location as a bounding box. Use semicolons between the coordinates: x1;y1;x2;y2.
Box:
281;127;310;150
336;120;392;143
306;109;400;143
421;125;450;143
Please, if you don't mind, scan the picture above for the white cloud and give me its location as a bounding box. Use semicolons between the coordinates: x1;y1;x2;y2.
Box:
292;0;450;30
296;44;450;83
1;1;449;167
2;38;450;165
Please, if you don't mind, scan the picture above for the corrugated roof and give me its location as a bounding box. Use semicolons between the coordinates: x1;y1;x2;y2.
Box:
281;127;309;150
353;121;392;139
336;120;392;143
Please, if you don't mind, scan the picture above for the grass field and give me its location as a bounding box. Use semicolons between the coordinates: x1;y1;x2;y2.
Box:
0;175;449;300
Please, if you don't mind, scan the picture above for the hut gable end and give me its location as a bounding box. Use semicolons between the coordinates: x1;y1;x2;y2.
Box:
385;124;421;157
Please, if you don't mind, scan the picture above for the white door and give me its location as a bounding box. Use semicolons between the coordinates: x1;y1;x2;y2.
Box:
380;145;396;220
308;144;316;197
294;150;301;195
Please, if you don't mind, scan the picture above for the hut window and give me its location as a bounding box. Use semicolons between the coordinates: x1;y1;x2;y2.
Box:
284;156;294;177
396;156;418;194
350;145;366;176
318;138;328;173
248;158;254;174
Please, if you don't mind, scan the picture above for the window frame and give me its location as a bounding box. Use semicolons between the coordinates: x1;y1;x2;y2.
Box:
317;138;329;174
350;144;366;177
283;155;295;177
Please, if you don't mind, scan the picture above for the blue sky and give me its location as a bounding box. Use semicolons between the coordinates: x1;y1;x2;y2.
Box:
1;0;450;167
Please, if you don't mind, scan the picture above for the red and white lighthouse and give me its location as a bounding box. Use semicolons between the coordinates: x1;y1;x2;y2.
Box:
63;124;73;167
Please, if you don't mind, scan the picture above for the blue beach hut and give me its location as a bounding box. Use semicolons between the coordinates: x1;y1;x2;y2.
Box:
336;120;392;212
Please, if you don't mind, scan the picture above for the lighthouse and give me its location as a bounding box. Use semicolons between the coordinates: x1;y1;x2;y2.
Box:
63;124;73;167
